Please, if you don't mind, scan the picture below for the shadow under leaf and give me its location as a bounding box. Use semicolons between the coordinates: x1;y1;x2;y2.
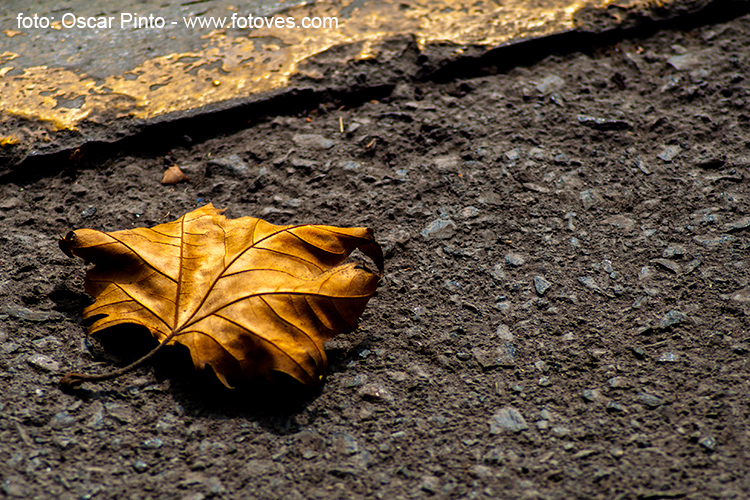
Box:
67;324;331;432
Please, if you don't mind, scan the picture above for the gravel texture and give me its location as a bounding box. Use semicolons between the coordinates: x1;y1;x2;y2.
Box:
2;10;750;500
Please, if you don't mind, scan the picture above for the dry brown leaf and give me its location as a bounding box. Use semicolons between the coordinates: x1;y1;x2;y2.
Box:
161;165;188;184
59;204;383;386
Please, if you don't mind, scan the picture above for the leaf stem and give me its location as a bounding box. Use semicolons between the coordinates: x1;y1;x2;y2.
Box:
59;330;179;390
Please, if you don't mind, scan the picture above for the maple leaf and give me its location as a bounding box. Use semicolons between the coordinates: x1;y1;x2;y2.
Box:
59;204;383;387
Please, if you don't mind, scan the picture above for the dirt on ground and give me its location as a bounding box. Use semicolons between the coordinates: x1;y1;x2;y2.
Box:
2;8;750;500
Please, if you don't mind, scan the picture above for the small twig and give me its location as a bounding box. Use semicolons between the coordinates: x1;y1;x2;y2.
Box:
59;330;179;390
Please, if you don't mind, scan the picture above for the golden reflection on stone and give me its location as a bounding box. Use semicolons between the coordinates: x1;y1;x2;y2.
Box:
0;135;20;146
1;0;654;132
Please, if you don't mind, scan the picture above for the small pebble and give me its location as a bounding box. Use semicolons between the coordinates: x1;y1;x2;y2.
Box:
1;475;27;497
358;349;371;359
0;197;22;210
132;460;149;473
685;259;701;274
142;438;163;450
658;352;679;363
462;302;479;313
472;343;516;367
637;393;664;408
496;324;514;341
421;219;456;240
536;75;565;94
657;145;681;162
552;426;571;437
577;115;631;131
26;354;60;372
0;342;14;354
86;403;105;428
699;436;717;451
579;276;606;296
724;216;750;232
290;157;316;171
580;189;600;209
668;52;701;71
105;402;136;424
651;258;681;274
31;336;62;350
572;449;598;460
207;154;249;176
205;477;226;495
343;374;368;388
638;266;654;281
1;305;63;322
659;310;687;329
581;389;598;402
50;412;76;429
634;157;651;174
607;377;630;389
292;134;334;150
554;153;569;164
358;383;394;404
434;157;460;173
694;234;736;249
459;206;479;219
606;402;625;413
533;276;552;296
489;264;506;283
333;433;359;455
81;206;97;218
505;253;526;267
419;475;441;494
489;407;528;434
